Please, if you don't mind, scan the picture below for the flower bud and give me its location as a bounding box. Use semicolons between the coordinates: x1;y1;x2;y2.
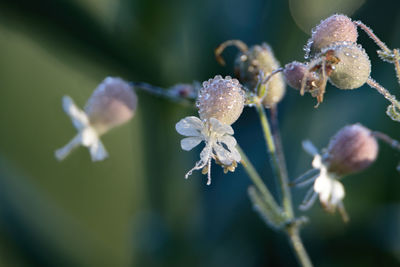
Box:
306;14;358;58
325;43;371;90
85;77;137;134
234;44;286;108
283;61;318;91
323;124;378;175
197;75;245;125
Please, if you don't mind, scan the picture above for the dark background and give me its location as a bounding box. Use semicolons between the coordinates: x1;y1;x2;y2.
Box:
0;0;399;266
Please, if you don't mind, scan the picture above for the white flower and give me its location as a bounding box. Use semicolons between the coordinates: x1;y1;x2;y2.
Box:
176;116;241;185
55;96;108;162
298;140;348;221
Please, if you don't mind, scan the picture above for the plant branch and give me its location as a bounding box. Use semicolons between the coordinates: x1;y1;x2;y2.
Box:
237;145;283;221
255;103;294;218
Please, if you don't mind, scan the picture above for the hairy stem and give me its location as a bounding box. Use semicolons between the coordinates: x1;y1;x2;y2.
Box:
354;21;391;52
393;49;400;86
256;103;294;218
367;78;400;110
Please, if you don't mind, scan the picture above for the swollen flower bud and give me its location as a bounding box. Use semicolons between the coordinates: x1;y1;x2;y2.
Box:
323;124;378;175
306;14;358;58
325;43;371;90
197;75;245;125
55;77;137;161
85;77;137;135
234;44;286;108
283;61;318;91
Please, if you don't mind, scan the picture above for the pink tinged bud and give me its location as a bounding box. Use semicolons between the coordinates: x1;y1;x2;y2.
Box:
197;75;245;125
324;124;378;175
306;14;358;57
283;61;317;91
85;77;137;134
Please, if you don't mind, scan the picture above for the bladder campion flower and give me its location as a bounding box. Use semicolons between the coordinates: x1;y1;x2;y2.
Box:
55;77;137;161
176;75;245;185
298;124;378;222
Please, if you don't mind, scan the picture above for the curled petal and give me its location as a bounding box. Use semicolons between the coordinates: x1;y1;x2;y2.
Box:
176;116;203;136
181;137;202;151
209;118;234;135
185;144;212;179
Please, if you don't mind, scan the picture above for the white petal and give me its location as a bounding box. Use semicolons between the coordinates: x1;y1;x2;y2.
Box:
199;144;212;163
181;137;202;151
209;118;234;135
213;143;232;166
176;116;203;136
89;139;109;161
81;127;100;147
302;140;319;156
229;146;241;162
218;135;237;149
330;180;345;205
54;134;82;161
62;95;90;130
313;174;332;204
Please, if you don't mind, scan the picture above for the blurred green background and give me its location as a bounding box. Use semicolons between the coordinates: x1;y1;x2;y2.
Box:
0;0;400;266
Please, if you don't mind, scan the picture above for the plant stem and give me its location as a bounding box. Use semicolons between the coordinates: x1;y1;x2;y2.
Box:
130;81;195;106
255;103;294;218
287;226;313;267
237;145;282;218
393;49;400;86
367;78;400;110
354;21;391;53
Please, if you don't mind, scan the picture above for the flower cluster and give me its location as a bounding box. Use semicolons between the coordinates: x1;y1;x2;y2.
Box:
282;14;371;107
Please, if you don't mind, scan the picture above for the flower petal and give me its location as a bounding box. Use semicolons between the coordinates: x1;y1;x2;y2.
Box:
181;137;202;151
330;180;345;206
209;118;234;135
89;138;109;162
313;174;332;204
219;135;237;150
213;143;232;166
176;116;203;136
62;95;90;130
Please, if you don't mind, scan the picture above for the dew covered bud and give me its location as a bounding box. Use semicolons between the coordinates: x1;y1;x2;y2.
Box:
325;43;371;90
197;75;245;125
323;124;378;175
85;77;137;134
306;14;358;57
234;44;286;108
283;61;318;91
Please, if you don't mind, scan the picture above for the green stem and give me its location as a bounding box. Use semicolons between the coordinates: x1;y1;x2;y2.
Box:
237;145;283;219
287;226;313;267
255;103;294;218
